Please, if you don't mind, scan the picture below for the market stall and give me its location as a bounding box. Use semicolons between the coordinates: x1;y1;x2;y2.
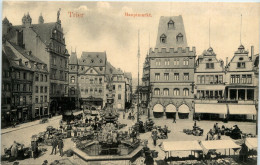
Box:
160;140;203;161
200;139;241;158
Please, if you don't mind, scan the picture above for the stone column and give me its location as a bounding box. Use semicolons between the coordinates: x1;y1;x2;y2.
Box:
236;89;238;100
245;89;247;100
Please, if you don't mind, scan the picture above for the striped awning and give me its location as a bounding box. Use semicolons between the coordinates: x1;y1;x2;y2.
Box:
178;104;190;113
153;104;164;112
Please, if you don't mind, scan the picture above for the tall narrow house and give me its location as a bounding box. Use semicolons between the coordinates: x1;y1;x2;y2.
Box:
148;16;196;119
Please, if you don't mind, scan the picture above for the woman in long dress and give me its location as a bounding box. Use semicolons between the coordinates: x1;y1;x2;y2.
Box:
11;141;18;159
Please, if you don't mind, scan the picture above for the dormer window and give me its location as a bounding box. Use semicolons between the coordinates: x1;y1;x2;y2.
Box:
160;34;167;43
176;33;183;42
239;57;244;61
91;59;94;63
100;67;103;71
90;69;93;73
100;59;103;63
110;68;113;73
168;20;175;29
208;58;212;61
96;54;99;58
25;62;28;66
81;66;84;71
237;62;245;68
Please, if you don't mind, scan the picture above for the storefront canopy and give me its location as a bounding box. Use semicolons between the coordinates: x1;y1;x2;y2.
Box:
153;104;164;112
228;105;256;115
201;140;240;150
245;138;258;150
195;104;227;114
160;141;202;152
166;104;177;113
178;104;190;113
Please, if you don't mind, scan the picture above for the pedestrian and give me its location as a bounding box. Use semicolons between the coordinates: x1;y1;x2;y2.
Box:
152;131;158;146
10;141;18;160
50;137;58;155
58;138;64;157
31;138;38;159
173;115;176;123
123;111;125;119
164;125;168;138
194;121;197;128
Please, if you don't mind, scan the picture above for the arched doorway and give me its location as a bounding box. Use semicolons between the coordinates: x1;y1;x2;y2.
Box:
178;104;190;119
153;104;164;118
165;104;176;118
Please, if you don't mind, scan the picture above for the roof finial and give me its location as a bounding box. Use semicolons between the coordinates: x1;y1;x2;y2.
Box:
240;14;242;45
209;18;211;48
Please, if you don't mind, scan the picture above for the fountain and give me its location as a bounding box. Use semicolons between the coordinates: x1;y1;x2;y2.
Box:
71;74;143;164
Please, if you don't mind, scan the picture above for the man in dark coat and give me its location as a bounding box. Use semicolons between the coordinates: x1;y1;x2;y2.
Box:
31;140;38;159
58;138;64;157
50;137;58;155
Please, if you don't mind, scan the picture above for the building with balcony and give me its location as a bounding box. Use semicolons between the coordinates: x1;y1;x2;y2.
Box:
148;16;196;119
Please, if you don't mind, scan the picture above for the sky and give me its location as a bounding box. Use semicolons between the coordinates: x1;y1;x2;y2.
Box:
2;1;260;78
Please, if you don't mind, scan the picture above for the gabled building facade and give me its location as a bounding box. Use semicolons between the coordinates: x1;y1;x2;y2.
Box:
148;16;196;119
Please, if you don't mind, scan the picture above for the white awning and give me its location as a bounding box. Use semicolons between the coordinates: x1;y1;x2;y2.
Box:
228;105;256;115
201;140;241;150
160;141;202;152
195;104;227;114
165;104;176;113
245;138;258;150
153;104;164;112
178;104;190;113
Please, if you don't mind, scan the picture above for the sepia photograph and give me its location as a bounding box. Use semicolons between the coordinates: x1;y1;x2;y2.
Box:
1;1;259;165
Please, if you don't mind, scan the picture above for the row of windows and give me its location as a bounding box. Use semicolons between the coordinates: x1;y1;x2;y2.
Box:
155;73;189;81
160;33;183;43
50;84;68;95
155;58;189;66
81;88;103;95
154;88;189;96
230;74;252;84
35;74;48;82
35;86;48;93
196;90;223;99
3;70;10;78
197;75;223;84
12;71;33;81
12;84;32;92
79;76;103;84
35;95;48;103
12;95;32;106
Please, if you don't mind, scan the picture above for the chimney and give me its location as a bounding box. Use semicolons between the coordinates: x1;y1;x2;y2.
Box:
251;46;254;60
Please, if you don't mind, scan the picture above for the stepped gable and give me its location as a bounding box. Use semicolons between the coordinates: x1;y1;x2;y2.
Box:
155;15;188;49
79;52;106;67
